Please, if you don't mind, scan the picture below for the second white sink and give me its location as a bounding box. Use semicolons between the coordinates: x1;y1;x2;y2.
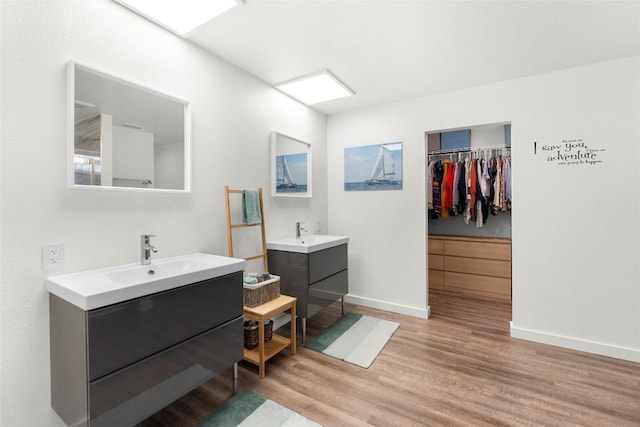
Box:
267;234;349;253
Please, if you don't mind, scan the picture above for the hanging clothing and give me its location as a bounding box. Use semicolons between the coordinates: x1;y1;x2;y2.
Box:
455;161;466;215
444;160;455;214
468;159;477;222
475;159;488;228
441;160;449;218
492;157;501;211
500;156;507;211
505;157;512;207
431;161;443;218
427;160;435;210
428;148;511;226
451;162;459;215
463;158;472;223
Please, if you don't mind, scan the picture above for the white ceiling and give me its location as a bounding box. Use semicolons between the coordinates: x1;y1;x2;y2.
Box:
188;0;640;115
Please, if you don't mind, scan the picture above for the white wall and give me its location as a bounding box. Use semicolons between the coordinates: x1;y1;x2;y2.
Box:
2;2;638;426
470;124;506;147
0;1;327;426
328;56;640;362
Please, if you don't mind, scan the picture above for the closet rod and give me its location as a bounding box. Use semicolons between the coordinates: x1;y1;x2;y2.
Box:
428;144;510;156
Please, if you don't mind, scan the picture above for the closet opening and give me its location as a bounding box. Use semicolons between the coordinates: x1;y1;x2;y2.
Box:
425;123;512;329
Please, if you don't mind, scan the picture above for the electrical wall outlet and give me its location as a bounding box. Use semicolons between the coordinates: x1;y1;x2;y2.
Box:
43;244;65;271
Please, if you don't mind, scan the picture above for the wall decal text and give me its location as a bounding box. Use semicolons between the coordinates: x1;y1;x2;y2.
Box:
535;138;604;166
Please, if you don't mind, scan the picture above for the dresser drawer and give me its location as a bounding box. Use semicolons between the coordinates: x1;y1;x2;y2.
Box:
428;238;444;254
444;272;511;300
444;240;511;261
428;269;444;290
445;256;511;278
429;254;444;270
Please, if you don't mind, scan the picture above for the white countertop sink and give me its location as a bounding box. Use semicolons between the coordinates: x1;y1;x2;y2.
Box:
46;253;246;310
266;234;349;253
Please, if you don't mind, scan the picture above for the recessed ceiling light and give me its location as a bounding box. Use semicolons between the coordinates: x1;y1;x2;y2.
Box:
275;71;354;106
113;0;241;37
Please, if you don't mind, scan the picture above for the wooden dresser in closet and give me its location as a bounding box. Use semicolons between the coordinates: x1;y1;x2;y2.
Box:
428;235;511;300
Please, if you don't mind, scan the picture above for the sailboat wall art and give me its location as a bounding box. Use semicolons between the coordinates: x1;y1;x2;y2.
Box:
344;142;403;191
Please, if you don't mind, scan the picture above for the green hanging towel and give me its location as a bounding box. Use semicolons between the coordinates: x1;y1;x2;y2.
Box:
242;189;262;225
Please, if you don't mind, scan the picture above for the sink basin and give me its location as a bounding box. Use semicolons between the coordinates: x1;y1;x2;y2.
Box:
266;234;349;253
46;253;246;310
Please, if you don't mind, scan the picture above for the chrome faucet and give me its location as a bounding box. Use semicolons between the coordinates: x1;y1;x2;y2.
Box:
140;234;157;265
296;222;307;239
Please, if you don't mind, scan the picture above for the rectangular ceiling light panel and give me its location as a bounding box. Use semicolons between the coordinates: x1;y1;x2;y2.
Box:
275;71;354;105
114;0;239;37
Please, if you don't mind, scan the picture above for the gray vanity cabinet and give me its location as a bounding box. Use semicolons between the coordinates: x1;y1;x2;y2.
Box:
268;244;348;341
50;272;243;427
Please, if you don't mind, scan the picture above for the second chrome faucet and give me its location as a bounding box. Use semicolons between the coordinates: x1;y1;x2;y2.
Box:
140;234;157;265
295;222;307;239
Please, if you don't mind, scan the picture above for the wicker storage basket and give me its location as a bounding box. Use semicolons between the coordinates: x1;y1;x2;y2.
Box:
264;319;273;342
243;319;273;349
243;275;280;307
243;320;258;349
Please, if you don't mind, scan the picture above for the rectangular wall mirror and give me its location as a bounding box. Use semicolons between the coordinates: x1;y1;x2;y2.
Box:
270;131;312;198
68;61;191;192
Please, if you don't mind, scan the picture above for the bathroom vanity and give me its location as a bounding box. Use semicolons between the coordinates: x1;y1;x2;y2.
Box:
267;235;348;342
47;253;245;427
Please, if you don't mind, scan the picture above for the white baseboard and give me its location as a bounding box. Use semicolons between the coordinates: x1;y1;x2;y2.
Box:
344;294;430;319
272;296;430;328
510;322;640;363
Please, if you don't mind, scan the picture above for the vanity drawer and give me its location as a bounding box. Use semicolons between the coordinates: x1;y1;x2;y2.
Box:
268;250;308;289
89;317;242;427
308;270;348;308
87;272;242;381
309;244;348;284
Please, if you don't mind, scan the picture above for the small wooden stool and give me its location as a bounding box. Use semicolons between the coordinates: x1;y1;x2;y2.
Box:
242;295;296;378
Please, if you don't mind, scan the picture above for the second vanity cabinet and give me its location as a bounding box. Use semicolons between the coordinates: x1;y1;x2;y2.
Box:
268;244;348;341
49;272;243;427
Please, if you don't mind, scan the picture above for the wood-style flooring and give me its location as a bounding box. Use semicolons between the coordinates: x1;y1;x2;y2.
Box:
139;290;640;426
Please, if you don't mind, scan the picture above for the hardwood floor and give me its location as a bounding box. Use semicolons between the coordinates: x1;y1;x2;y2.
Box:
139;290;640;426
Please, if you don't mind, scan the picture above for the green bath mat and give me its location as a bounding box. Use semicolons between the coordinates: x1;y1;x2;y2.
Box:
197;389;320;427
305;312;400;368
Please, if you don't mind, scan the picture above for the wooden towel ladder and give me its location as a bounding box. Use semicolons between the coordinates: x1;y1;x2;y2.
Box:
224;186;268;271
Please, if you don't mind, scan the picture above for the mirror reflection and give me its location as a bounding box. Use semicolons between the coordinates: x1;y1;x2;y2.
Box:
69;62;190;191
271;131;312;197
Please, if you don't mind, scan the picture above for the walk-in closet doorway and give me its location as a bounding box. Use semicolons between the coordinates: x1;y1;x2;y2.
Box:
425;123;513;327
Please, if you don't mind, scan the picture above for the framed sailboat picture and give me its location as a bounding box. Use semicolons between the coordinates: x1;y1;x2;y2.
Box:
344;142;403;191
